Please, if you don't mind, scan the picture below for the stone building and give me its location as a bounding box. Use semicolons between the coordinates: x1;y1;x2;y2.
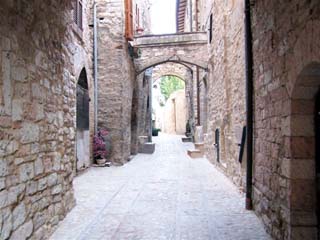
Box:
95;0;151;164
177;0;247;186
177;0;320;239
0;0;151;238
0;0;94;238
162;89;187;135
251;1;320;239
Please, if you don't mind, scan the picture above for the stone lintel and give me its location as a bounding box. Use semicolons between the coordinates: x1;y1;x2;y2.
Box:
133;32;207;47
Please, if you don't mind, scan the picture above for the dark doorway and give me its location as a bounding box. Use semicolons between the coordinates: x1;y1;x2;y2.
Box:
76;68;90;171
215;128;220;163
316;89;320;238
77;70;89;130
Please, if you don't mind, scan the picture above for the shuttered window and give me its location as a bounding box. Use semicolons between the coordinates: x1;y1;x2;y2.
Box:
74;0;83;30
136;4;140;31
208;13;213;43
125;0;134;40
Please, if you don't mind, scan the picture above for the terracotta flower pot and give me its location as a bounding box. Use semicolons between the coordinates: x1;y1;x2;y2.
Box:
96;158;106;165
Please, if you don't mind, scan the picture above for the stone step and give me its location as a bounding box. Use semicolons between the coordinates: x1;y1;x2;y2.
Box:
187;149;204;158
181;137;192;142
139;142;155;154
195;142;205;153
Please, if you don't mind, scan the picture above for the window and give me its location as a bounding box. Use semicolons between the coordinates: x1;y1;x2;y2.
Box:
208;13;213;43
125;0;134;40
74;0;83;30
136;4;140;30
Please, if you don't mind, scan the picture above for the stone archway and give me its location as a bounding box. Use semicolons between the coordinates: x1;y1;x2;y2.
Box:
289;62;320;239
133;32;208;75
152;63;190;84
76;68;90;171
153;75;187;135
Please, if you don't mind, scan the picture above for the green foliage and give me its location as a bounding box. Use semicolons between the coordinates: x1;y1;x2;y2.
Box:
159;76;185;101
152;128;161;136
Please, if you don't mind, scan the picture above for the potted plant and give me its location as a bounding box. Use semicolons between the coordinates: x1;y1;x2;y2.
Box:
152;128;161;136
100;129;112;155
93;130;109;165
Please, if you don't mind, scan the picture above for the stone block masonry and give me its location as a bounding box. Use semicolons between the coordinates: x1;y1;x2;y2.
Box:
96;0;136;165
251;1;320;239
0;0;93;239
179;0;320;239
198;0;247;189
132;32;208;139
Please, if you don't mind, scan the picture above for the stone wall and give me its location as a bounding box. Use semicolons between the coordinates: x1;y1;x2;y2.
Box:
131;73;151;154
96;0;134;164
96;0;151;164
251;1;320;239
199;75;208;132
0;0;93;238
151;62;190;83
199;0;247;188
74;0;95;171
162;90;187;135
179;0;320;238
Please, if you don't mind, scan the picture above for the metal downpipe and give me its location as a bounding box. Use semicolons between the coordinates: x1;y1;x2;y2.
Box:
196;67;200;126
93;2;98;134
244;0;254;210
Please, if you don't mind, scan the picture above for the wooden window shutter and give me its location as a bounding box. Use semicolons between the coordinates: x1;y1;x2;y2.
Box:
78;0;83;30
208;13;213;43
74;0;83;30
125;0;133;40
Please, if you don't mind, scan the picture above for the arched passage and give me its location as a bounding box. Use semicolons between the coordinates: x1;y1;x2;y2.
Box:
151;62;190;84
133;32;208;76
76;68;90;171
153;75;187;135
136;59;203;76
130;60;196;153
289;62;320;238
151;62;196;130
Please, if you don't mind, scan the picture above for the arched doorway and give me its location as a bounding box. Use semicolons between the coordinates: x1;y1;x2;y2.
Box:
290;62;320;239
76;68;90;171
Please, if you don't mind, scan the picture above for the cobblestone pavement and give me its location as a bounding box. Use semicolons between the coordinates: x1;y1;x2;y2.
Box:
50;134;271;240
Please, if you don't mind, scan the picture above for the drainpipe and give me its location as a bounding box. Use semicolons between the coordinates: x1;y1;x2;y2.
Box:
196;67;200;126
189;0;193;32
93;2;98;134
244;0;253;210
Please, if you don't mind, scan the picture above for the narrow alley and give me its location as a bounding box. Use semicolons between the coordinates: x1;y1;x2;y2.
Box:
50;134;270;240
1;1;319;239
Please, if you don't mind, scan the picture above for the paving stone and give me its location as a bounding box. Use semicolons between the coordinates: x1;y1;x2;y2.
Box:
50;134;271;240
